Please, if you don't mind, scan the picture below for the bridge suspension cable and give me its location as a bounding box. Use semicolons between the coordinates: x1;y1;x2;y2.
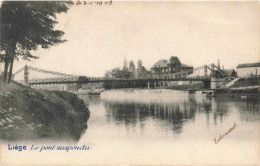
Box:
27;66;79;77
13;66;25;76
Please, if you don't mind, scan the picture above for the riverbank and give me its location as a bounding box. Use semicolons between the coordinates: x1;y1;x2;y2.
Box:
215;77;260;100
230;77;260;88
215;88;259;100
0;82;89;140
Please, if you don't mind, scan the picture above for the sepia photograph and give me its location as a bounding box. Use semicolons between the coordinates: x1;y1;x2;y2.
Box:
0;0;259;165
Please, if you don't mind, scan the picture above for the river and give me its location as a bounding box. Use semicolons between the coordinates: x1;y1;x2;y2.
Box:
75;90;260;165
1;89;259;165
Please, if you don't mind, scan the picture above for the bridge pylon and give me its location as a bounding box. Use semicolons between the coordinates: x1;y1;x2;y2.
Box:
24;65;29;84
13;65;80;85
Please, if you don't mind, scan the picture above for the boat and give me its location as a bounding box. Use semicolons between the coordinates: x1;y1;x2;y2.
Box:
202;90;215;97
206;91;215;97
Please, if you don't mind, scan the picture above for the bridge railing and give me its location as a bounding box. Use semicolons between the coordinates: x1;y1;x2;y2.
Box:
27;77;212;85
28;76;79;83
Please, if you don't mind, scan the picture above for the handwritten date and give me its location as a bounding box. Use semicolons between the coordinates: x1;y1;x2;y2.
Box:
75;0;112;6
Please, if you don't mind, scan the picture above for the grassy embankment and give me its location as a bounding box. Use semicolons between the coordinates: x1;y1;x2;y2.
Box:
215;77;260;100
0;81;89;140
230;77;260;88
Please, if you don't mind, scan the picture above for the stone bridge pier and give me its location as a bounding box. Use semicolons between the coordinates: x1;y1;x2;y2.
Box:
203;80;211;89
210;78;229;89
205;78;229;90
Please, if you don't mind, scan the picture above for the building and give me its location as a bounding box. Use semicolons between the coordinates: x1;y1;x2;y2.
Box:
151;56;193;79
188;65;210;78
236;62;260;78
223;69;236;77
188;59;235;78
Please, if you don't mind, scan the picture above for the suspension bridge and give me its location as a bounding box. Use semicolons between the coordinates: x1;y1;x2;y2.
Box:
13;64;231;90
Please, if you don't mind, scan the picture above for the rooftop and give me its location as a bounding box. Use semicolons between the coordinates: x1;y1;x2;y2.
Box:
152;59;168;68
237;62;260;68
181;64;193;68
151;59;192;69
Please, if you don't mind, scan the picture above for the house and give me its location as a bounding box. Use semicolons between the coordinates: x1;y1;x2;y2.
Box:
236;62;260;78
151;56;193;79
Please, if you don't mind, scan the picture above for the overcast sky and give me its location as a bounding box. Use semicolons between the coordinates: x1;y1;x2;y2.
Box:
11;1;260;78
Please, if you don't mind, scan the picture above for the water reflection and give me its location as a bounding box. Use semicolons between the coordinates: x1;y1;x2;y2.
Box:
104;100;197;134
236;100;260;121
84;94;258;135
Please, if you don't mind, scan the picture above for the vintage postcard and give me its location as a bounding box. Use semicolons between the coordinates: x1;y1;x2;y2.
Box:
0;1;259;165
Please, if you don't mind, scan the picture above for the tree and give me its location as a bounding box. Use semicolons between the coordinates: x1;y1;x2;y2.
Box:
136;59;148;78
104;67;121;78
138;59;142;68
129;60;136;78
123;58;128;71
77;76;89;89
119;69;132;79
0;1;73;84
104;67;132;79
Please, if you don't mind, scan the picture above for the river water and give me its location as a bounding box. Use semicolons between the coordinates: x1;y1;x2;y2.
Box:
1;90;259;165
75;90;260;165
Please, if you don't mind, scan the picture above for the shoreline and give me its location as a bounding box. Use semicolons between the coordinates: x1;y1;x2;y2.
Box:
0;82;90;141
99;86;259;101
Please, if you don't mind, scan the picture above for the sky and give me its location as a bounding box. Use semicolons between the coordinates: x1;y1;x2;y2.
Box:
6;1;260;78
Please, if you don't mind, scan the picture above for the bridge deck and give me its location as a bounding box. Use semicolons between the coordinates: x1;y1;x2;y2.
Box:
28;78;211;85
